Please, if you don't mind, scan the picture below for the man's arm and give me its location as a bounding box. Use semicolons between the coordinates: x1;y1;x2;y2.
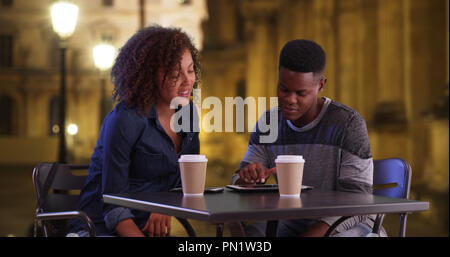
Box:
231;117;274;185
317;113;374;234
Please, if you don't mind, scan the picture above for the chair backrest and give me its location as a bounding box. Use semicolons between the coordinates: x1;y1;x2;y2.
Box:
373;158;411;199
32;163;89;236
372;158;412;237
33;163;89;212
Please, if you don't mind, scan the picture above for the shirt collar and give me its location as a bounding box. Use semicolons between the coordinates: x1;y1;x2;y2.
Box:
148;103;197;136
148;104;158;119
147;104;182;119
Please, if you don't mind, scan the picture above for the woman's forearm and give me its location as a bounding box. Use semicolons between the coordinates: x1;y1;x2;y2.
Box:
115;218;145;237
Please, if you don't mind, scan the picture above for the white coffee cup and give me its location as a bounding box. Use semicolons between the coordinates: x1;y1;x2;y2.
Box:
178;155;208;196
275;155;305;197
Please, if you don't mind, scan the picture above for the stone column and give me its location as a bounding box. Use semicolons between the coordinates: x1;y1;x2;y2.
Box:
334;0;361;111
312;0;337;101
378;0;405;102
359;0;379;120
447;0;449;84
240;0;280;99
371;0;408;133
369;0;411;170
405;0;448;184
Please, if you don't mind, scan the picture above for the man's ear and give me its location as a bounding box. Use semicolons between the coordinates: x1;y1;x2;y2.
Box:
318;77;327;93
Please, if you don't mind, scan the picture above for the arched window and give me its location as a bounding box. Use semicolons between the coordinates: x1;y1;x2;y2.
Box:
0;34;13;67
0;94;13;135
102;0;113;7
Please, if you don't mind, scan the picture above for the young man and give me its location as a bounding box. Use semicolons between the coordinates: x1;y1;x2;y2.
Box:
231;39;385;237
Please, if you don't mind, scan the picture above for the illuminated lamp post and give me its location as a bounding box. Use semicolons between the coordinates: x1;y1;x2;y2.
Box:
93;43;115;124
50;1;79;163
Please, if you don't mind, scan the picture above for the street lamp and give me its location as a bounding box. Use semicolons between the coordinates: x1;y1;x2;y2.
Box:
50;1;79;163
67;123;78;136
93;43;115;124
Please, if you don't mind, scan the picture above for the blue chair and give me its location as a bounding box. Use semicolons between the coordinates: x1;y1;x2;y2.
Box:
325;158;412;237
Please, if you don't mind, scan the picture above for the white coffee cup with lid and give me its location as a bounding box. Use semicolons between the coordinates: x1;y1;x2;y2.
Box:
178;155;208;196
275;155;305;197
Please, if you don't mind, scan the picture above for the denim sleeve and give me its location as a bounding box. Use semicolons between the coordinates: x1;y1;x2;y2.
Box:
100;109;144;229
104;207;135;230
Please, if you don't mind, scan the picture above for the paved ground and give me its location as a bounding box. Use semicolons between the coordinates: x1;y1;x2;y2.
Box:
0;165;447;237
0;165;36;237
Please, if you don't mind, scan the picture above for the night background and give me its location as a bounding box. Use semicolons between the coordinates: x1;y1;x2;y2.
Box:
0;0;448;237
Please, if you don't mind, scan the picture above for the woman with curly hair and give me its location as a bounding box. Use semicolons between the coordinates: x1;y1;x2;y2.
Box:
68;25;201;237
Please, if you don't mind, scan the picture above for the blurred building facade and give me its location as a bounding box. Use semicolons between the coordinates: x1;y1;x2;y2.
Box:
199;0;448;233
0;0;207;164
200;0;449;184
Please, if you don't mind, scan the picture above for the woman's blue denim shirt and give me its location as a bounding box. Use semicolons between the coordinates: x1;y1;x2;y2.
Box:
69;101;200;236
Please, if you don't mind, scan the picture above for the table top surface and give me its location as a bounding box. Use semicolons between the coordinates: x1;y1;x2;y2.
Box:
103;188;429;223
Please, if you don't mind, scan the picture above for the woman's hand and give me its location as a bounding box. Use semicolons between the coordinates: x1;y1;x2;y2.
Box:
141;213;172;237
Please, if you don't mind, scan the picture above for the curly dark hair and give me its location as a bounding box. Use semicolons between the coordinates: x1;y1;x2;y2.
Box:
111;25;201;116
279;39;326;75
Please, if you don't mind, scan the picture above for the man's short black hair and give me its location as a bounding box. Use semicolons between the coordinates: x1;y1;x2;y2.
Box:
279;39;326;74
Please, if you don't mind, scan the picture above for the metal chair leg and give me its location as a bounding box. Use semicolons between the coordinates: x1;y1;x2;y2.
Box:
399;213;408;237
176;217;196;237
266;220;279;237
216;223;224;237
372;214;386;234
